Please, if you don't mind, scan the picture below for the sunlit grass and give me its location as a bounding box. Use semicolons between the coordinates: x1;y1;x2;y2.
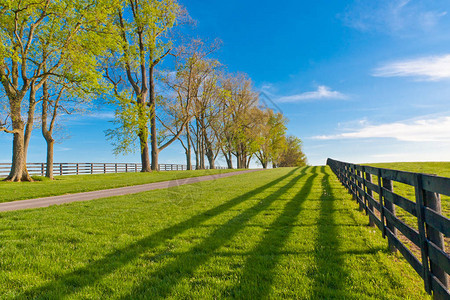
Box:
0;166;429;299
0;169;237;203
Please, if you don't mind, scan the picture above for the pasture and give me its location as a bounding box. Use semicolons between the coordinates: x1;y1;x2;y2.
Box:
0;166;429;299
0;169;236;203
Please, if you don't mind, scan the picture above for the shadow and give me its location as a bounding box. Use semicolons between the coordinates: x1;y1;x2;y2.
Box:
311;166;349;298
19;168;300;298
227;166;319;298
117;168;310;299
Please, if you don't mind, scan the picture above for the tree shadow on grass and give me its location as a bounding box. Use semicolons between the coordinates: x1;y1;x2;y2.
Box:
18;168;300;299
310;166;349;298
227;166;319;298
116;167;310;299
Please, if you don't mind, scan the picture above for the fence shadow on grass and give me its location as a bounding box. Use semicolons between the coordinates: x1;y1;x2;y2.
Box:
226;166;318;298
310;166;349;298
18;168;299;299
117;167;310;299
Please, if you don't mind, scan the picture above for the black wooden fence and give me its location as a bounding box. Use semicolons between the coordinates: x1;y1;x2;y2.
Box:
0;163;227;177
327;158;449;299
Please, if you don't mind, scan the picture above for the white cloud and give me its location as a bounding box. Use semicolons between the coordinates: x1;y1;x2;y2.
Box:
373;54;450;81
313;116;450;142
55;147;72;152
277;86;348;103
341;0;447;34
86;112;116;120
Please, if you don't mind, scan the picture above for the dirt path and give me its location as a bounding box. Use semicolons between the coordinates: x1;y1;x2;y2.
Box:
0;169;261;212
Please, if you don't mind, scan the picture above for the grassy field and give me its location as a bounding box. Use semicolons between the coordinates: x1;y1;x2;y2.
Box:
368;162;450;218
370;161;450;177
0;166;429;299
0;169;237;203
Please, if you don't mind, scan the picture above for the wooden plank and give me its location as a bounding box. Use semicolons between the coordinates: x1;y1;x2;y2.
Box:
380;168;416;186
422;174;450;197
363;165;379;176
428;241;450;276
382;188;417;217
366;193;381;212
356;185;364;195
385;229;424;278
424;207;450;237
365;180;380;194
431;275;450;300
384;208;421;247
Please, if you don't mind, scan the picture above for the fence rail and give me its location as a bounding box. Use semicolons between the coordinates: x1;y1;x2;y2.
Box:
327;158;449;300
0;163;227;177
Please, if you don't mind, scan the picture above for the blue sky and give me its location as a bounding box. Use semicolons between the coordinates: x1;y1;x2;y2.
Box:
1;0;450;166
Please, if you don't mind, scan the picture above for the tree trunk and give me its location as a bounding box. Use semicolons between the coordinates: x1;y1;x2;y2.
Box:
140;138;152;172
186;128;192;170
137;101;151;172
194;147;199;170
6;93;32;182
45;138;54;179
6;123;31;182
149;65;159;171
226;151;233;169
246;155;252;169
206;150;215;169
23;85;37;164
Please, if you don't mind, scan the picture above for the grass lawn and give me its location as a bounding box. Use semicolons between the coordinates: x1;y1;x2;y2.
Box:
0;169;237;203
0;166;429;299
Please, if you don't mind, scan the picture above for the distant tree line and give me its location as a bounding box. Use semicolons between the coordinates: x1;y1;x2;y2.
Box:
0;0;306;182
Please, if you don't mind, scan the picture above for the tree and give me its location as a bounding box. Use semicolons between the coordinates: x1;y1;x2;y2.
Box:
160;39;220;169
254;109;288;169
0;0;116;181
41;75;103;179
275;135;307;167
219;73;259;169
105;0;184;171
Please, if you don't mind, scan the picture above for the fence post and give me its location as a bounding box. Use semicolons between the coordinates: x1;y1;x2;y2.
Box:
104;163;106;174
91;163;93;174
76;163;79;175
357;170;364;212
41;163;44;176
424;188;449;297
115;163;117;173
60;164;63;176
414;173;432;294
125;163;128;173
377;169;386;239
365;172;375;227
346;166;350;191
382;178;397;253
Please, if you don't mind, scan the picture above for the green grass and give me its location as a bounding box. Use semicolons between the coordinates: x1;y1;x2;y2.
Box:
0;166;429;299
0;169;237;203
370;161;450;177
368;162;450;218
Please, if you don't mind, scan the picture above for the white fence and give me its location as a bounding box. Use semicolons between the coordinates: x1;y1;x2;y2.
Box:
0;163;227;177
